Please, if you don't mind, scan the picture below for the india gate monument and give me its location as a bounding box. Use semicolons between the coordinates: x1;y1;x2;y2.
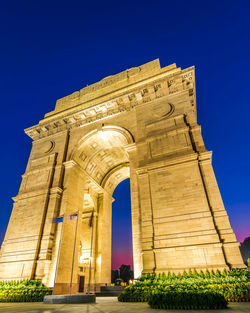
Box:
0;59;245;294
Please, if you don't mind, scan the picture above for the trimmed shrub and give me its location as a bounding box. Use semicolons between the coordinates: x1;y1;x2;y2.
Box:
118;282;250;303
0;280;52;302
135;268;250;287
210;282;250;302
118;285;153;302
118;269;250;304
0;288;52;302
148;290;228;310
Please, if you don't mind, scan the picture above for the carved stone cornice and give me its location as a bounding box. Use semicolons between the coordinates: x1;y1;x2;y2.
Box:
82;211;98;219
124;143;137;153
198;151;213;163
136;153;199;175
12;188;50;202
24;66;196;140
63;160;77;169
49;187;63;196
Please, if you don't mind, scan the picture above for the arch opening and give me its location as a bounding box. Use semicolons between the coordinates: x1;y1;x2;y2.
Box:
111;178;133;284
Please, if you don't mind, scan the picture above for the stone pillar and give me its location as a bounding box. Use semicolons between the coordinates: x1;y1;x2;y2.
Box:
188;118;245;269
0;153;58;281
136;169;156;274
95;192;113;287
80;206;98;293
53;161;85;295
46;213;63;287
198;152;246;268
36;187;63;285
126;144;144;278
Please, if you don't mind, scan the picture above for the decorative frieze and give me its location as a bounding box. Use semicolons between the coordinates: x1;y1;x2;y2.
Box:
25;67;195;140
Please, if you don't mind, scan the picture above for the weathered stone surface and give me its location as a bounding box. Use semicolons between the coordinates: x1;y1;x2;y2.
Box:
0;59;245;293
43;294;96;304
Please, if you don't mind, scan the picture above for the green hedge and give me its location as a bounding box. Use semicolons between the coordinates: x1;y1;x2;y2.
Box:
137;269;250;287
0;288;52;302
148;291;227;310
210;283;250;302
0;280;52;302
118;269;250;306
0;279;45;290
118;282;250;303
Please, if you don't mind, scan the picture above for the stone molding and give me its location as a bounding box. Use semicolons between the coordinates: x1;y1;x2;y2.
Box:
24;67;195;140
136;153;199;175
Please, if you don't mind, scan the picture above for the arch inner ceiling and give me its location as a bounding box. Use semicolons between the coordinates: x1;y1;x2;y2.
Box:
72;128;132;194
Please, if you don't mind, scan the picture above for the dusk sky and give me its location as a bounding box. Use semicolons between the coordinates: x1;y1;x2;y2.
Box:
112;179;133;270
0;0;250;270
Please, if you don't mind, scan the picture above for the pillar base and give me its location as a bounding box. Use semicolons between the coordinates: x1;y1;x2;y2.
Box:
230;263;247;269
53;283;79;295
44;294;96;304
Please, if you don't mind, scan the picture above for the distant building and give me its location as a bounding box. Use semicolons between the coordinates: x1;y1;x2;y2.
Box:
111;265;134;284
240;237;250;264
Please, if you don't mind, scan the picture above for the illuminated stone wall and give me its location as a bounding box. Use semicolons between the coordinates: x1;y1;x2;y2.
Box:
0;59;245;294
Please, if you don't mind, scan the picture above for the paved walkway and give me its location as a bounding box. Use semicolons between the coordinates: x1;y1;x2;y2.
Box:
0;297;249;313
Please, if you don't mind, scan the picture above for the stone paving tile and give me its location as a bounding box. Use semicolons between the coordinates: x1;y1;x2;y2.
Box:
0;298;249;313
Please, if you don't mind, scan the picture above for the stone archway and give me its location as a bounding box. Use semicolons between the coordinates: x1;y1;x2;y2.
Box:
50;126;140;294
55;126;140;294
0;59;245;293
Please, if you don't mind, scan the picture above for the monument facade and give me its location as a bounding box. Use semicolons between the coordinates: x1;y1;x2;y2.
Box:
0;59;245;294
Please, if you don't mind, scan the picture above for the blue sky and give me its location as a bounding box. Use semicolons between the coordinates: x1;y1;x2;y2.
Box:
0;0;249;268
